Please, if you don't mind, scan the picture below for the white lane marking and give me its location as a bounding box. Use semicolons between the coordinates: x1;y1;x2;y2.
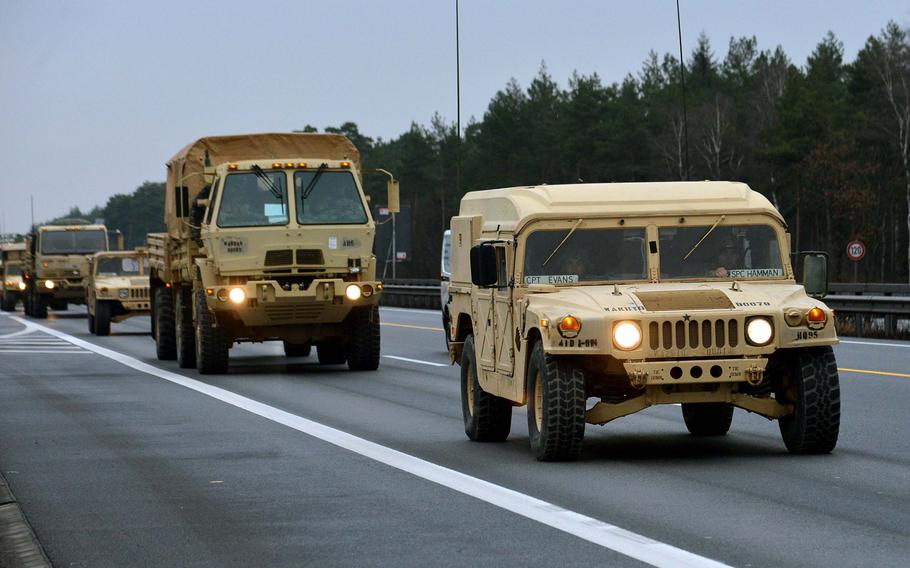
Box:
11;316;728;568
839;339;910;349
383;355;449;368
380;307;441;316
0;349;92;354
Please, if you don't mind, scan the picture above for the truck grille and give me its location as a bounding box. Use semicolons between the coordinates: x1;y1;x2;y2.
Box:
296;249;324;265
265;249;294;266
263;303;325;323
648;318;740;350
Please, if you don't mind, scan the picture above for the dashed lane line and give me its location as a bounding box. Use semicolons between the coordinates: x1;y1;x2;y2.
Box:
838;367;910;379
383;355;449;367
10;315;729;568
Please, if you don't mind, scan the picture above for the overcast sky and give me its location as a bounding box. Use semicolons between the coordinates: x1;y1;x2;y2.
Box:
2;0;908;234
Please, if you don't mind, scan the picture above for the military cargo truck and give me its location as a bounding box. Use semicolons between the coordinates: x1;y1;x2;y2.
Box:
85;249;151;335
448;181;839;461
23;224;109;318
1;242;27;311
149;133;398;374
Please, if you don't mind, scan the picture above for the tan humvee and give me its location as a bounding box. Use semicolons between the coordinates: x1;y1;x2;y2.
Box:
148;133;399;374
85;249;151;335
1;242;27;311
448;181;839;461
23;224;109;318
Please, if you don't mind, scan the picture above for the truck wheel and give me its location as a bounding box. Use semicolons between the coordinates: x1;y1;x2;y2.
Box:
283;342;311;357
154;287;177;360
87;312;95;333
195;291;229;374
346;306;380;371
442;309;451;351
175;287;196;368
526;341;585;461
778;346;840;454
461;334;511;442
23;290;31;316
32;291;48;319
1;295;15;312
94;301;112;336
682;403;734;436
316;343;346;365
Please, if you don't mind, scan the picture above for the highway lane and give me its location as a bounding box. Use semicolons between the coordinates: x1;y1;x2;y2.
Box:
1;307;909;567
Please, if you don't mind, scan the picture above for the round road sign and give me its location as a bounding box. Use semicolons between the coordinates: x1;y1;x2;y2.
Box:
846;240;866;261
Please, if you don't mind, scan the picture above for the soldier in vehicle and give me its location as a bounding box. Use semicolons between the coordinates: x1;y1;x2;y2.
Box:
714;235;743;278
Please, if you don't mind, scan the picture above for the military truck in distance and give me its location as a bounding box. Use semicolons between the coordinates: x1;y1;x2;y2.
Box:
85;249;151;336
149;133;397;374
1;242;27;311
448;181;839;461
23;224;109;318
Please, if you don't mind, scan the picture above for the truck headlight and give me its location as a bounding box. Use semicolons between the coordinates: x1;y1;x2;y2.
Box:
345;284;362;301
228;287;246;304
18;282;26;290
613;321;642;350
44;280;55;289
746;317;773;346
118;289;129;299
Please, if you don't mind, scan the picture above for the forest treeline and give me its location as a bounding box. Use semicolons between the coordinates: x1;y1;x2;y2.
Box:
53;22;910;282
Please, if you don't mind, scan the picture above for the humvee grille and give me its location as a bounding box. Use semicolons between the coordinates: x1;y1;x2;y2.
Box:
296;249;324;265
129;288;149;299
648;318;740;351
263;303;325;323
264;249;294;266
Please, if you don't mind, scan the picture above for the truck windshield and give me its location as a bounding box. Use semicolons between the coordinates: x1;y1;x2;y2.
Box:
523;228;647;284
217;171;289;228
294;171;368;225
40;230;107;254
4;264;22;277
96;256;142;277
659;224;784;279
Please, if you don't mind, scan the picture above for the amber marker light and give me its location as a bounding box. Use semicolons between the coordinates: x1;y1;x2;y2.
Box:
272;162;282;168
558;315;582;338
228;163;238;170
807;307;826;323
361;284;374;297
285;162;294;168
297;162;307;168
340;161;351;168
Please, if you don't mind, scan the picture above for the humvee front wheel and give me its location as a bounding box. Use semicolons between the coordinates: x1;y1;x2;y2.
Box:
175;287;196;368
682;403;734;436
778;346;840;454
2;294;17;312
460;334;511;442
153;287;176;360
317;343;346;365
526;342;585;461
283;341;311;357
94;301;112;336
194;291;229;375
346;306;380;371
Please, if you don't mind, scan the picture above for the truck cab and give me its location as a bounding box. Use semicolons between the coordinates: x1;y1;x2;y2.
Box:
448;181;839;461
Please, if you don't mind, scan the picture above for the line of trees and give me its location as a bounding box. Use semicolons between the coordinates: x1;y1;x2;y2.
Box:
48;21;910;282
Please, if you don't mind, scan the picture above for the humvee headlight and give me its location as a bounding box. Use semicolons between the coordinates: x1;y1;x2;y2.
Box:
18;282;26;290
746;317;774;346
228;287;246;304
613;321;642;350
118;288;129;299
44;280;55;289
361;284;374;297
345;284;362;301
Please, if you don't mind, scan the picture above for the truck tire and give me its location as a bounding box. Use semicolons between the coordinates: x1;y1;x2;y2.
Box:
316;343;346;365
31;290;48;319
682;403;734;436
1;294;15;312
23;289;31;316
461;334;511;442
283;341;311;357
94;301;112;336
195;291;229;374
778;346;840;454
526;341;585;461
346;306;380;371
442;309;451;351
154;287;177;360
87;312;95;333
175;287;196;368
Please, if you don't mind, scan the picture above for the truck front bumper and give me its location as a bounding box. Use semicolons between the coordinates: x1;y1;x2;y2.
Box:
35;279;85;301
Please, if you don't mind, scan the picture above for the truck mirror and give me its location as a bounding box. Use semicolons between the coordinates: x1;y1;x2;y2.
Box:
387;179;400;214
470;244;498;287
801;252;828;299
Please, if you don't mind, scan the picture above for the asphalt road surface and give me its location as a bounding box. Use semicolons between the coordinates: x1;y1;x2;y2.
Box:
0;306;908;567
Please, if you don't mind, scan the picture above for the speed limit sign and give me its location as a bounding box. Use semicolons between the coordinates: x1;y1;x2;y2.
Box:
846;240;865;261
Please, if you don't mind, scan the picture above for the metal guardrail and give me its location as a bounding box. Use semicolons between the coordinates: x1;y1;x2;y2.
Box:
380;279;441;310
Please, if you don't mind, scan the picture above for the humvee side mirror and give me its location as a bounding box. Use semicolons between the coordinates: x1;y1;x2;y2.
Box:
387;179;400;214
470;244;498;287
196;198;210;208
801;252;828;299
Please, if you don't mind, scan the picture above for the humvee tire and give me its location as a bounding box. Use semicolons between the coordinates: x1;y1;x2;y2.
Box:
461;334;511;442
94;301;112;336
526;341;585;461
1;295;15;312
283;341;311;357
778;346;840;454
175;287;196;368
195;290;229;375
346;306;380;371
154;287;177;360
682;403;734;436
317;343;346;365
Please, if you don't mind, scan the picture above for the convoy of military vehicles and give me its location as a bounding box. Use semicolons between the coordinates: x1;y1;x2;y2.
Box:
2;133;842;460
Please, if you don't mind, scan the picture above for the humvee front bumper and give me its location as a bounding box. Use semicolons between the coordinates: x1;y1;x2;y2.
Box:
623;357;767;388
205;278;380;327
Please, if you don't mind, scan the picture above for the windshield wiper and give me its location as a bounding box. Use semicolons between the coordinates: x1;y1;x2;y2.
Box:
683;214;726;261
542;218;584;267
250;165;284;200
301;163;328;201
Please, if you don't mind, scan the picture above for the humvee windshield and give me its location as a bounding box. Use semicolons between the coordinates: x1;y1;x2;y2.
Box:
659;224;784;279
294;171;368;225
523;228;647;284
217;171;288;228
96;256;144;277
40;230;107;254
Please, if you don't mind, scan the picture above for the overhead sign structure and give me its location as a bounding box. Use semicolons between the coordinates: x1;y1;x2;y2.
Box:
846;240;866;261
